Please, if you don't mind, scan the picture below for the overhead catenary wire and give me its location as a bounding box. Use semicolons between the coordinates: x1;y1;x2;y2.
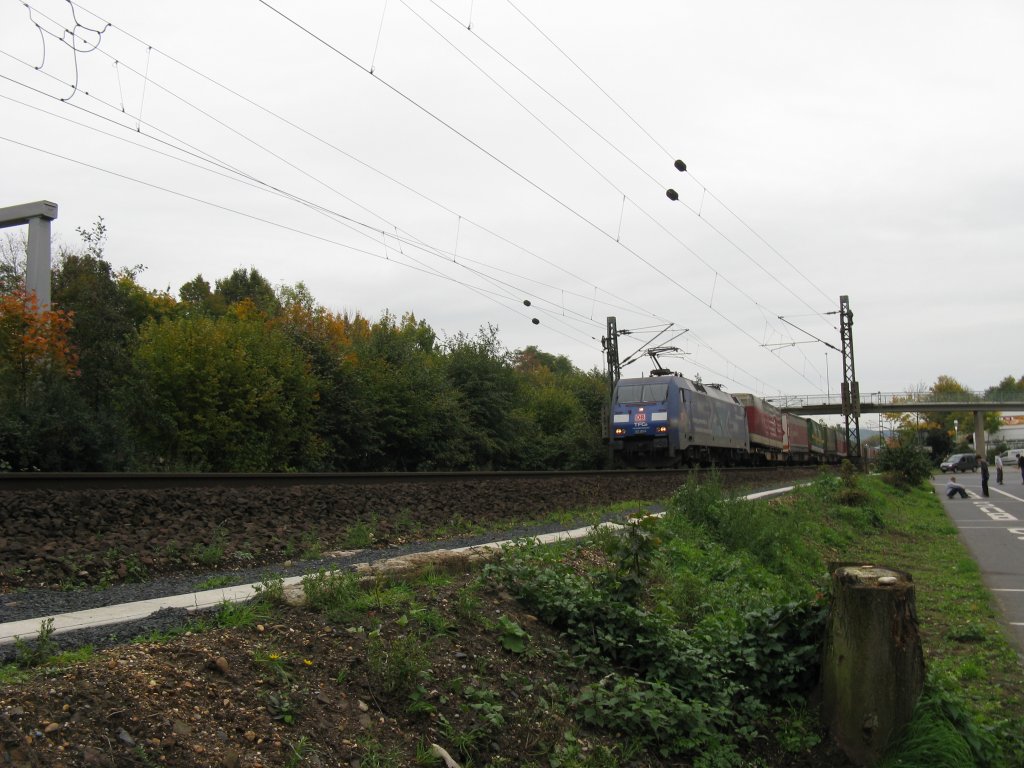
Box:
1;23;622;344
402;0;823;358
5;0;812;394
65;0;673;327
0;40;623;338
0;78;620;343
0;132;601;346
504;0;837;313
251;0;822;392
45;0;787;389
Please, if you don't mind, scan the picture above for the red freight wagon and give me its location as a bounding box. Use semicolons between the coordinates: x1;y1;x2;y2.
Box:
783;413;810;462
734;394;784;461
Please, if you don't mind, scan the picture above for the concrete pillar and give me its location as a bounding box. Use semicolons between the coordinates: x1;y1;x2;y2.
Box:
0;201;59;312
26;215;53;309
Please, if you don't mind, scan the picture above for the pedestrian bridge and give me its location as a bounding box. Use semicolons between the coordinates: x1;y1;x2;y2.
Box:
768;392;1024;457
769;392;1024;417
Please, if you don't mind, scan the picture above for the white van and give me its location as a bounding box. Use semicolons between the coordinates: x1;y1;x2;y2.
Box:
998;449;1024;466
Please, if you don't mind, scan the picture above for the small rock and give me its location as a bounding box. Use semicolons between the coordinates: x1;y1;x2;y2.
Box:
117;728;136;747
214;656;230;674
81;745;110;766
221;749;242;768
358;714;373;729
357;700;369;712
244;730;257;742
43;722;60;734
172;719;192;736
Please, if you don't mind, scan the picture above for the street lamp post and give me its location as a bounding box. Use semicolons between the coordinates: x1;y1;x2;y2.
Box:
954;419;959;445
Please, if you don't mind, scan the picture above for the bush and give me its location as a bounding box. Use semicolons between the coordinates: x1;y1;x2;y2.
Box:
876;437;933;488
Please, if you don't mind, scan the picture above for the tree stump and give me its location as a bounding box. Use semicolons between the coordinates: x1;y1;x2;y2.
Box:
822;565;924;766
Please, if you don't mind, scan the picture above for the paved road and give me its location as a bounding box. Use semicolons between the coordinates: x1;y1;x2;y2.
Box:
934;470;1024;654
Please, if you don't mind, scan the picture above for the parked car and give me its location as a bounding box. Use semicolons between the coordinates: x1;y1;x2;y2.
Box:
998;449;1024;467
940;453;978;472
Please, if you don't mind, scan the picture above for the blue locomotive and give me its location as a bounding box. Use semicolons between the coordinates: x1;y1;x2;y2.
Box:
609;373;847;468
609;374;749;468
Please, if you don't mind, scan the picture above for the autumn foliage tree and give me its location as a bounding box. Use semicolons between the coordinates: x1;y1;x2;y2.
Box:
0;289;78;389
0;289;79;469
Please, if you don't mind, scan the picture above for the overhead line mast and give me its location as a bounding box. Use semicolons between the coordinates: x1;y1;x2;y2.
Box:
839;295;862;466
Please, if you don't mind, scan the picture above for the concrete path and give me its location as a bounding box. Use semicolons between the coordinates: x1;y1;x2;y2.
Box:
933;472;1024;654
0;522;603;649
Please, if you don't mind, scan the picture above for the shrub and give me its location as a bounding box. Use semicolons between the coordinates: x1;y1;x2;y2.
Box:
876;436;933;488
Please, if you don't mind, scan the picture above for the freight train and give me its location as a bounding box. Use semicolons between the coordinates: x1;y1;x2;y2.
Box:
608;372;848;468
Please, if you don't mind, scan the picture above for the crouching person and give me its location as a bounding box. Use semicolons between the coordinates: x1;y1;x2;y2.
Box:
946;476;968;499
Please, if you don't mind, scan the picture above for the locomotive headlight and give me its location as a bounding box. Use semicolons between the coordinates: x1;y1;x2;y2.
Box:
614;427;626;436
656;426;668;434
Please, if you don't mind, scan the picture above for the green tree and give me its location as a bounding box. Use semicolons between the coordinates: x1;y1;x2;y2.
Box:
178;274;225;315
512;349;606;469
985;375;1024;399
349;312;468;470
273;284;373;470
133;312;323;471
17;219;173;469
442;326;521;469
214;268;280;316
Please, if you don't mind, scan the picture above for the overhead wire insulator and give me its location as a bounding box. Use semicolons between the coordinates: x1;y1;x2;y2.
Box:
674;159;687;172
666;189;679;201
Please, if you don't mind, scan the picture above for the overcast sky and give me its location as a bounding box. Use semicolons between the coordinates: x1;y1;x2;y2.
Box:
2;0;1022;402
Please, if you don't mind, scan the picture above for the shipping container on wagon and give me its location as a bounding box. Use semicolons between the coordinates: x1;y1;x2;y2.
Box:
825;425;838;456
836;428;848;458
807;419;826;456
734;393;784;456
782;413;811;461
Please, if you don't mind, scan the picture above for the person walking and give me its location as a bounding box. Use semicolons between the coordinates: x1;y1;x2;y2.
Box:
978;455;989;497
946;476;968;499
1019;453;1024;484
995;453;1004;485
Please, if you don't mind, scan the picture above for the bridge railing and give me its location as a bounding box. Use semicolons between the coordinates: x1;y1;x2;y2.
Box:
766;391;1024;409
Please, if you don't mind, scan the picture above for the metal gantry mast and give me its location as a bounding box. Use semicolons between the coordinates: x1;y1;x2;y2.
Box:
603;316;621;398
839;295;862;465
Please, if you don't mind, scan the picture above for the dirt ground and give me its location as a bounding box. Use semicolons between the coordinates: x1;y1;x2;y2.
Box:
1;469;849;767
0;566;853;768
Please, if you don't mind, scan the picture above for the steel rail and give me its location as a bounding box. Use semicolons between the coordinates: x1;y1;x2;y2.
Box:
0;466;798;492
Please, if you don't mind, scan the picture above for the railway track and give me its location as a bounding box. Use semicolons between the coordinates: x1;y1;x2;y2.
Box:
0;467;820;594
0;466;799;491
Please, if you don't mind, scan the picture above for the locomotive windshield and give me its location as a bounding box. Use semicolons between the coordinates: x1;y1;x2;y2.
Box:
616;382;669;404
